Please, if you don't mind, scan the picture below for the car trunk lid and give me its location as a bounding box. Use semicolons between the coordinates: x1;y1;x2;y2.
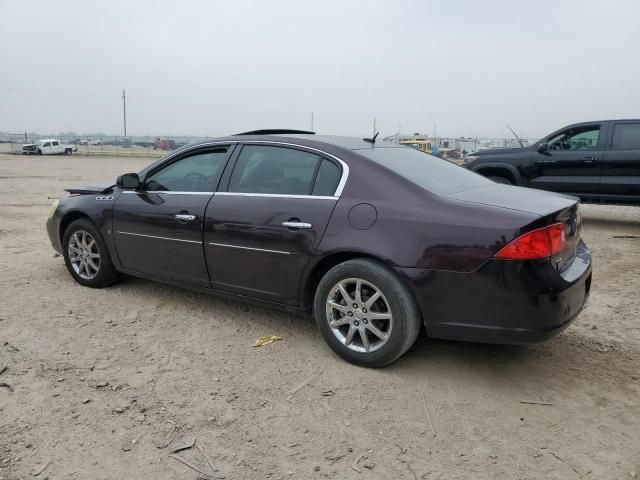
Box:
448;184;581;271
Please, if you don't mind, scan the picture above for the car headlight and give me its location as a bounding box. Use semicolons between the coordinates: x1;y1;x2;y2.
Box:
464;155;479;163
48;199;59;217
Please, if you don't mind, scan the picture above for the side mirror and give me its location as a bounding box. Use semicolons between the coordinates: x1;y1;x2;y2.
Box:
537;142;550;155
116;173;141;190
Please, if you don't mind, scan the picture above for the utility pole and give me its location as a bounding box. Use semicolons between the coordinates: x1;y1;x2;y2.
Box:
373;118;377;135
122;89;127;138
311;112;314;131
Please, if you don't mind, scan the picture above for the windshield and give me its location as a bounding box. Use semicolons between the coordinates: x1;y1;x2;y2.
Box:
356;147;493;195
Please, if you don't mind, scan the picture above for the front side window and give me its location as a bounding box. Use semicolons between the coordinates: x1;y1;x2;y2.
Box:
611;123;640;150
548;126;600;151
228;145;330;195
43;142;51;147
144;149;228;192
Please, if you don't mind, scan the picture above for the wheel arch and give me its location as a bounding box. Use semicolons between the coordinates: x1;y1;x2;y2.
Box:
473;162;521;185
59;210;95;244
300;251;420;317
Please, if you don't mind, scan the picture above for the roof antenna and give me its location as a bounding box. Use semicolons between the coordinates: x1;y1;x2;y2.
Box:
363;132;379;144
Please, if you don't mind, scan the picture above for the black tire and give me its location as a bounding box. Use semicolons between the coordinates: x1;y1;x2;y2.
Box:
489;175;512;185
64;148;72;155
62;218;119;288
37;149;42;155
313;258;421;367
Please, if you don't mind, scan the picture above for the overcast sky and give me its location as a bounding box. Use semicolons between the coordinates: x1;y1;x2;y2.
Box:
1;0;639;138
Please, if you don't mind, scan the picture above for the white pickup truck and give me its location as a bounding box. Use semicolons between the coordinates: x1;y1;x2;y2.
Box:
22;139;78;155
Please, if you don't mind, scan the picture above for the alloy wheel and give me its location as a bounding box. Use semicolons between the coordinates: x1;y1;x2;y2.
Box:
68;230;101;280
325;277;393;353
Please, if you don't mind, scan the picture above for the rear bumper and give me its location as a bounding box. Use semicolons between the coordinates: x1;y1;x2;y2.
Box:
396;240;592;344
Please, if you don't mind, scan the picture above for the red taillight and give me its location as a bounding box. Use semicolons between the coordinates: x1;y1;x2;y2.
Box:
495;223;566;260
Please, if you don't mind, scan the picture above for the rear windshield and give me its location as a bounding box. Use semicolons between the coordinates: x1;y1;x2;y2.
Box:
356;147;492;195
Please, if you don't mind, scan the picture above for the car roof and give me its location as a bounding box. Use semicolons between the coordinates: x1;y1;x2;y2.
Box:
190;134;403;152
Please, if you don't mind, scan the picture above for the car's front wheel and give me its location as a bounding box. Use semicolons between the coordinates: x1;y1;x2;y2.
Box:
313;258;421;367
62;219;119;288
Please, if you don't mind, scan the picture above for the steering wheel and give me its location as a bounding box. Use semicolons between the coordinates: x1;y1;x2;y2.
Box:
182;172;209;191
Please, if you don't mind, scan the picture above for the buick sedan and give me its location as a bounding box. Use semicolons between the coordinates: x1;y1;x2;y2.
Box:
46;130;592;366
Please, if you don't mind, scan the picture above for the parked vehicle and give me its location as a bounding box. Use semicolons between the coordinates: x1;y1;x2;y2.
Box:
22;139;77;155
464;120;640;204
46;130;592;367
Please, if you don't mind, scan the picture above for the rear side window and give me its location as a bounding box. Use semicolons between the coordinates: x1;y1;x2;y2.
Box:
312;159;341;196
229;145;322;195
52;141;59;146
611;123;640;150
357;147;492;196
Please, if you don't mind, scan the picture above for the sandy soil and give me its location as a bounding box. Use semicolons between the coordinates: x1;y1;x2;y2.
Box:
1;152;639;480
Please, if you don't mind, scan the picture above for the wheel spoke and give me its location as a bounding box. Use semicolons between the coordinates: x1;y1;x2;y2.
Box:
344;326;356;346
329;316;350;328
87;257;99;272
366;323;387;341
69;255;81;263
368;311;391;321
364;291;381;309
86;239;96;250
338;283;354;304
359;327;371;352
354;279;363;305
328;300;349;314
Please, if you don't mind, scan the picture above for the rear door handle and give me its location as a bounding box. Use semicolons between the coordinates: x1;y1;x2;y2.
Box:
582;156;598;163
175;214;196;221
282;221;312;229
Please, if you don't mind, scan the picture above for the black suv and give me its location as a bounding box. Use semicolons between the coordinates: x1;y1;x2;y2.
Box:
464;120;640;204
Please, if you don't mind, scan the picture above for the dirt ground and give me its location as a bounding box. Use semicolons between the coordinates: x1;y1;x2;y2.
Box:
1;152;639;480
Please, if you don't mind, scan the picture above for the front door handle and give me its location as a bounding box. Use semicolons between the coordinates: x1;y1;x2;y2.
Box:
282;221;312;229
175;213;196;221
582;156;598;163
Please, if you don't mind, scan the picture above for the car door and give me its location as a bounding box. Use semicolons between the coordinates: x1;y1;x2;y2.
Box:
529;123;604;193
112;145;234;286
51;140;61;154
600;121;640;196
41;141;52;154
204;143;344;305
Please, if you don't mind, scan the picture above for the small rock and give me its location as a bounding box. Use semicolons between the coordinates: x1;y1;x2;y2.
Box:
96;381;109;388
313;465;320;472
344;421;351;427
631;375;639;380
213;377;221;382
136;414;145;422
364;462;375;469
57;377;64;382
114;407;125;413
629;472;637;479
81;398;91;404
591;325;597;330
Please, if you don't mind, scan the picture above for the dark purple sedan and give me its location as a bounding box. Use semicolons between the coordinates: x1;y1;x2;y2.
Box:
46;130;592;367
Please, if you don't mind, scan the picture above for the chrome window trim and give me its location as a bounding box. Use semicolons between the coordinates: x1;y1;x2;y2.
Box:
208;242;291;255
214;192;337;200
116;231;202;244
121;190;214;195
138;140;350;197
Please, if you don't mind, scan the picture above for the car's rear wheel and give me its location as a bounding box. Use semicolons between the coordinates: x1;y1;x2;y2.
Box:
62;219;119;288
313;258;421;367
489;175;512;185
